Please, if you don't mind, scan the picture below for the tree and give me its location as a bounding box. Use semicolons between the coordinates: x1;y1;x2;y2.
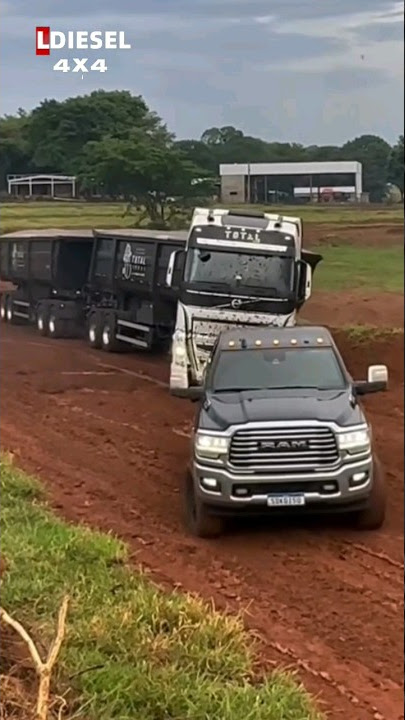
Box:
77;131;203;222
387;135;404;198
174;140;217;174
27;90;172;174
0;111;32;190
201;126;244;145
340;134;392;201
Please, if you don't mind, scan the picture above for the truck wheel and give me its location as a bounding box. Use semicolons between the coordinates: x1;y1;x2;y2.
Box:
101;318;125;353
5;298;22;325
36;305;50;336
88;312;103;349
353;456;386;530
184;470;224;538
0;294;9;322
48;309;68;339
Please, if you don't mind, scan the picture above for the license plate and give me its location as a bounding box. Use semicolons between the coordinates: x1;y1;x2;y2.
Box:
267;494;306;507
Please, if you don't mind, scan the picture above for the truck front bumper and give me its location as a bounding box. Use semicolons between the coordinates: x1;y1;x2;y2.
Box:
192;456;374;516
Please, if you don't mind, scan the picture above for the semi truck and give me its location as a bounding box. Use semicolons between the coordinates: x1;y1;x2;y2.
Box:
166;208;322;396
0;212;322;369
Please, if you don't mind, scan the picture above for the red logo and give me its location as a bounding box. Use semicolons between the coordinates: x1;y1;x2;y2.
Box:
36;26;50;55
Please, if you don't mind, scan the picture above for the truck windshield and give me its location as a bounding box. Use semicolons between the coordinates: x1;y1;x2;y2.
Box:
212;347;346;392
184;250;294;297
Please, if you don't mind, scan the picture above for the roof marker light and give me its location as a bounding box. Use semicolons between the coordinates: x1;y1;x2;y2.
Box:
290;339;297;345
255;340;262;346
317;337;324;344
273;339;280;346
228;340;235;347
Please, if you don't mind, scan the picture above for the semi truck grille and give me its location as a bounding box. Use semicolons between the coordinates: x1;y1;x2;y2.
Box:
229;426;339;473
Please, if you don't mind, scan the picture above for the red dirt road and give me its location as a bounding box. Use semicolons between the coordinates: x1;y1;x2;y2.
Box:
0;324;403;720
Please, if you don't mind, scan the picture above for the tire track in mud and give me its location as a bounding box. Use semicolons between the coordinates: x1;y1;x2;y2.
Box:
0;325;403;720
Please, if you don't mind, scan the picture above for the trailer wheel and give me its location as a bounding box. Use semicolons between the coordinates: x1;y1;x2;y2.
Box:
87;312;103;349
353;455;386;531
36;305;50;336
5;298;23;325
101;318;125;353
48;309;69;339
184;469;224;539
0;294;9;322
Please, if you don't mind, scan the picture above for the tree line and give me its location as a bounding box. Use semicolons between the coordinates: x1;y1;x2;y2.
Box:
0;90;403;218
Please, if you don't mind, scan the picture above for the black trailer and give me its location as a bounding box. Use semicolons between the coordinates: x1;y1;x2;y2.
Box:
86;229;186;352
0;229;94;337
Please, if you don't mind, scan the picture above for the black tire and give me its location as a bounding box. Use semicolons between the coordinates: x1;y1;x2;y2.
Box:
184;469;224;538
5;298;23;325
0;294;9;323
353;456;386;530
48;309;63;339
101;316;125;353
36;305;50;336
87;311;104;349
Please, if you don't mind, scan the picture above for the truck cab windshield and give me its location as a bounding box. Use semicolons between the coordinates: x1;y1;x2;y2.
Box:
183;249;294;297
211;347;347;392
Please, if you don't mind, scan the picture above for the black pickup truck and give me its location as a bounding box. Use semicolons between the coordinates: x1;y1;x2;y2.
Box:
184;326;388;537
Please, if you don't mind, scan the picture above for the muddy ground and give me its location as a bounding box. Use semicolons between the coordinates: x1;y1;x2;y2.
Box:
0;220;403;720
0;319;403;720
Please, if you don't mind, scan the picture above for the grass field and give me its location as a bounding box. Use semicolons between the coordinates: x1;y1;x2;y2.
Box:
0;456;321;720
0;201;403;235
312;245;403;292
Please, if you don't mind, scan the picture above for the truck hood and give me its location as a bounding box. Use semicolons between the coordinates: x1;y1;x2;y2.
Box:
199;388;365;431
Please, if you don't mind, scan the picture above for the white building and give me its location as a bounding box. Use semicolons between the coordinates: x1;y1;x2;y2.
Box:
220;161;363;204
7;174;76;198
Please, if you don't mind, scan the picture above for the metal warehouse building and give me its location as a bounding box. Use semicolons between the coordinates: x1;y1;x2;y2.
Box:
220;161;363;204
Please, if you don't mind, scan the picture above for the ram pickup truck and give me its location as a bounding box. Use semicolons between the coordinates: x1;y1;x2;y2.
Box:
184;326;388;537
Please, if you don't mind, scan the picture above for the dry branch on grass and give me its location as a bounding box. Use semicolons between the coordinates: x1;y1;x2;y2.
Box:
0;597;69;720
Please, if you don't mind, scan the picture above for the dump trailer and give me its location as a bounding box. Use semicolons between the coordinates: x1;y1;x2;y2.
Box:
85;229;186;352
0;229;94;337
166;208;323;396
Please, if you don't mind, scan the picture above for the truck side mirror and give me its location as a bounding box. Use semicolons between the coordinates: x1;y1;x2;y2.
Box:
302;250;323;276
354;364;389;395
166;250;185;289
296;261;312;305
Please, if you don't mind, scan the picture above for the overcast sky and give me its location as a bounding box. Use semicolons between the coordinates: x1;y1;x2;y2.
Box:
1;0;403;145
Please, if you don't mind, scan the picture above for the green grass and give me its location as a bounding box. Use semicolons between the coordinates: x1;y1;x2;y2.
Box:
338;325;404;342
313;245;404;292
0;201;403;235
0;456;321;720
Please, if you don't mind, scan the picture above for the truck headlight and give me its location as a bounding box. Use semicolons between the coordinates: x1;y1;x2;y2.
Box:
195;433;229;459
172;336;187;365
337;429;370;454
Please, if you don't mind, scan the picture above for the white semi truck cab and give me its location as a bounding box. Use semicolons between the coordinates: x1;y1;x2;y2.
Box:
165;207;322;397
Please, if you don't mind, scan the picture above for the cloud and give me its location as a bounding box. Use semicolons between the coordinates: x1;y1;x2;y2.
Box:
0;0;403;145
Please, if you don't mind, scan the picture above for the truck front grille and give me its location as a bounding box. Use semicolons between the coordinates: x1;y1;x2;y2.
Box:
229;426;339;474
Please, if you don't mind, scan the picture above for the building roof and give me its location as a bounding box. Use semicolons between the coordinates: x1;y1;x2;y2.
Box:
220;161;361;176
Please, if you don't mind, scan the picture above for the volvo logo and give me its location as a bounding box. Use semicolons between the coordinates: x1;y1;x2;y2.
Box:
231;298;243;309
260;439;309;451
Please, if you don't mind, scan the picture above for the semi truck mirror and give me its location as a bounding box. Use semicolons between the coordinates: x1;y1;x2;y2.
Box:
166;251;177;287
296;260;311;304
166;250;185;289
